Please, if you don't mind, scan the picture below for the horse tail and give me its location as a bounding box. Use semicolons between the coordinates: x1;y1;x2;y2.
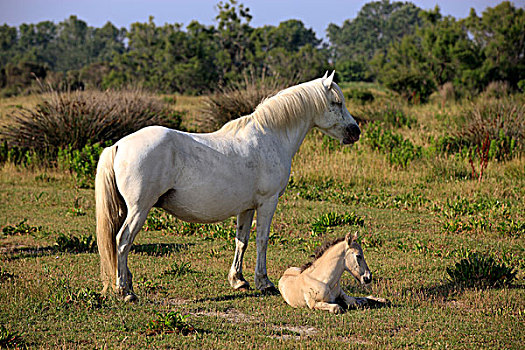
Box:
95;145;125;293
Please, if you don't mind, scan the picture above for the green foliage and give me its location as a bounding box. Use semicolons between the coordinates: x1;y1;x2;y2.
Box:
446;251;517;288
54;233;97;253
144;208;178;232
311;212;364;236
327;0;422;64
364;122;422;167
58;142;106;188
1;219;42;236
343;88;374;105
146;311;195;336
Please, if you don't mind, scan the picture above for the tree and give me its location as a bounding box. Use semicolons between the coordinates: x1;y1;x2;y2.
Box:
327;0;422;82
465;2;525;88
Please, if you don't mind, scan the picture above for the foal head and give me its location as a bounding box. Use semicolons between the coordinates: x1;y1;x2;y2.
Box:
344;232;372;285
314;71;361;145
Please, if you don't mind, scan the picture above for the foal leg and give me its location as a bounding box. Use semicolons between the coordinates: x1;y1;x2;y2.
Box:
254;198;278;292
228;209;254;290
115;207;150;301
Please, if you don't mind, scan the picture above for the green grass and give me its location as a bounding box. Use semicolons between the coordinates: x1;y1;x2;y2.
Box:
1;93;524;348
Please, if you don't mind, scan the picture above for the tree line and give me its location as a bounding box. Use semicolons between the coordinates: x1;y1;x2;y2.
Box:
0;0;523;100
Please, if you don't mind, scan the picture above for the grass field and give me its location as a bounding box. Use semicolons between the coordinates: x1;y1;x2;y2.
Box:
0;90;524;349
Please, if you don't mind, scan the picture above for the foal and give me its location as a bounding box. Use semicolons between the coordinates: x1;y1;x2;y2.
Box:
278;233;371;314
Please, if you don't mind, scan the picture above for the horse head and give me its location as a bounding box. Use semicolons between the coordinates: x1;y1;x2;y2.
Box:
344;232;372;285
314;71;361;145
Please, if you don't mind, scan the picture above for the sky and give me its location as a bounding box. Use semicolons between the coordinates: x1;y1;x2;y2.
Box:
1;0;523;40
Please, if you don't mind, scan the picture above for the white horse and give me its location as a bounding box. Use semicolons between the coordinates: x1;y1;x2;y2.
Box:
278;233;372;314
95;72;361;301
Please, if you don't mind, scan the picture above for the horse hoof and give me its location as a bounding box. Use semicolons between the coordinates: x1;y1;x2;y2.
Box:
261;285;280;295
232;280;251;291
124;293;138;303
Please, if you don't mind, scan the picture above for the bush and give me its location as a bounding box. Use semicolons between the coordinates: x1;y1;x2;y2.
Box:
0;87;179;158
446;251;517;288
344;88;375;105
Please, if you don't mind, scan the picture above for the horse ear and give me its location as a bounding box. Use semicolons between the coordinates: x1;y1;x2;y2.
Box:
322;71;328;79
322;70;335;90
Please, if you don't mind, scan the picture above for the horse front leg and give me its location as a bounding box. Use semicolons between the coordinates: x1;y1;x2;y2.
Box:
254;197;279;293
228;209;255;290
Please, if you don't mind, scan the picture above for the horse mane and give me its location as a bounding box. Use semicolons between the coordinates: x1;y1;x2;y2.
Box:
300;237;346;272
219;78;329;134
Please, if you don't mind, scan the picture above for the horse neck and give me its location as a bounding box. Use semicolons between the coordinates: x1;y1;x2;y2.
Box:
305;242;346;287
273;117;313;158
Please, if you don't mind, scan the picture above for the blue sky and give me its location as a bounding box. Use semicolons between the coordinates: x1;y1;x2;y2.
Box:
1;0;523;39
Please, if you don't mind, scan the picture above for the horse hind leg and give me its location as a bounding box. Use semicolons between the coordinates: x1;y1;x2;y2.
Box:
228;209;254;290
115;207;150;301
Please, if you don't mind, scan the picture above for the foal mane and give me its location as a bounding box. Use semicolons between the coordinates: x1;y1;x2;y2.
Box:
219;79;329;133
300;237;346;272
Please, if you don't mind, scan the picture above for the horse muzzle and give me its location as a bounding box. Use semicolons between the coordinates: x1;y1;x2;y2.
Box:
342;124;361;144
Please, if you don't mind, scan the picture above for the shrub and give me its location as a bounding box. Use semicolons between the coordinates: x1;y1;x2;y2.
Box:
446;251;517;288
482;81;510;99
454;98;525;161
0;87;180;158
58;142;107;188
344;88;375;105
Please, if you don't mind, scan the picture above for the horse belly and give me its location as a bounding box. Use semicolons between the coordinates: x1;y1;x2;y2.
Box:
157;185;254;223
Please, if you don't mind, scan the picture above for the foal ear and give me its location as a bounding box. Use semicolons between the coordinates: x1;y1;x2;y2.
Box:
345;231;358;244
322;71;335;90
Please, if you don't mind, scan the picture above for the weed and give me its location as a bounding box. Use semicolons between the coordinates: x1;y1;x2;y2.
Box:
311;212;364;236
446;251;517;288
163;262;193;277
136;277;164;294
54;233;96;253
1;219;42;236
145;310;195;336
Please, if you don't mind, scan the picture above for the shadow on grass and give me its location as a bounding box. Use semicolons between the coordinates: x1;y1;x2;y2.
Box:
193;290;272;304
403;281;525;302
1;245;56;260
131;243;194;256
